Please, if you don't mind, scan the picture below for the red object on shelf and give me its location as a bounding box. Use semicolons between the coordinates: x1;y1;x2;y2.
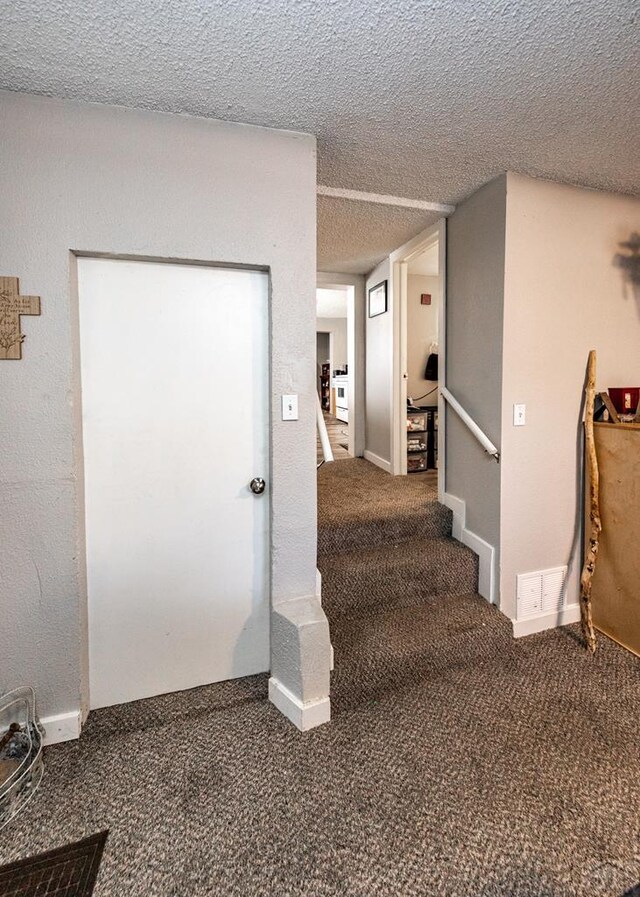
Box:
608;387;640;414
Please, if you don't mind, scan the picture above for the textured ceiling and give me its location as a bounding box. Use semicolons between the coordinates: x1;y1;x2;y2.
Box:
2;0;638;274
318;197;441;276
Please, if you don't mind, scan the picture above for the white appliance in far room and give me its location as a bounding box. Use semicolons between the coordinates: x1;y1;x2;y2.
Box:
334;374;349;422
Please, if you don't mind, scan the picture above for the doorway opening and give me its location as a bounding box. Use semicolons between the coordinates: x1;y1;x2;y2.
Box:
316;282;358;462
391;220;446;495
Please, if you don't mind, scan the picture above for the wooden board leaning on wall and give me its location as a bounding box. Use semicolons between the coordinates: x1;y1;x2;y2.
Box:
590;420;640;658
581;350;640;656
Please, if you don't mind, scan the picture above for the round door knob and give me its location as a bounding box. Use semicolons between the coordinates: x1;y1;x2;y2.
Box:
250;477;266;495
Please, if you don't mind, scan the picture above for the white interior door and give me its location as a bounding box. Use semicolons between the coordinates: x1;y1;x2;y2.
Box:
78;258;270;709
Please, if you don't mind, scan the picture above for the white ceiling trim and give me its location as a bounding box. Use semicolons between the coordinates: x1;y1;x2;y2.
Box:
317;186;455;215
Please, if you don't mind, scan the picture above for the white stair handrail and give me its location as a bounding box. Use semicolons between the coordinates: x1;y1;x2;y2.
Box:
316;393;334;465
441;385;500;462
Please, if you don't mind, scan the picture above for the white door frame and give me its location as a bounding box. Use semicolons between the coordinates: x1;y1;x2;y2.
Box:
316;272;366;458
71;251;274;717
389;219;446;497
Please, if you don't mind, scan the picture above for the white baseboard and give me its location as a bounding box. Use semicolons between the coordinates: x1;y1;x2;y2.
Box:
363;450;391;473
461;529;495;604
442;492;496;604
442;493;465;541
268;677;331;732
40;709;81;746
512;604;581;638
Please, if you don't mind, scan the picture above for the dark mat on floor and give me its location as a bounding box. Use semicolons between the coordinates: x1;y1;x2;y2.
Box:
0;831;107;896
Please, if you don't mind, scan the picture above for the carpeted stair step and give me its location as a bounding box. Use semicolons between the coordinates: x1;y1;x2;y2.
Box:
318;459;452;555
329;594;511;711
319;537;479;618
318;503;453;556
316;458;485;716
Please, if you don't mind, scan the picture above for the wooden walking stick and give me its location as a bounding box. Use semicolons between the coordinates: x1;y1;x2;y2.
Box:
580;349;600;653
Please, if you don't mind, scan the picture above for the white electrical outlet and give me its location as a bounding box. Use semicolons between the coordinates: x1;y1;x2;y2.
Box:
513;403;526;426
282;394;298;420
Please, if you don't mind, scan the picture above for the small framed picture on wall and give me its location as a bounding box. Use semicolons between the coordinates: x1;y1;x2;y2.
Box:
368;280;387;317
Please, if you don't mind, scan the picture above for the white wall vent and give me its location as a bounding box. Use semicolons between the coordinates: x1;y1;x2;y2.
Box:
517;566;567;618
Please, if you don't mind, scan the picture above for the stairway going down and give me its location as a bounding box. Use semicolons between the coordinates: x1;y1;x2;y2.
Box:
318;458;482;712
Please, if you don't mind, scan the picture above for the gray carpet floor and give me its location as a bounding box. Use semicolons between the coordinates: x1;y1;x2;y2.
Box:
1;460;639;896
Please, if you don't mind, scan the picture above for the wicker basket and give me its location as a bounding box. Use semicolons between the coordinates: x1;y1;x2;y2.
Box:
0;687;45;830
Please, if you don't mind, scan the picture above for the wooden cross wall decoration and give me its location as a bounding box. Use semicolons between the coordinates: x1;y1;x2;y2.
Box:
0;277;41;360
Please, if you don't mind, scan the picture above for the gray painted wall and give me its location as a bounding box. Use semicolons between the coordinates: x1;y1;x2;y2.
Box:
501;173;640;619
446;176;506;566
365;259;392;464
0;91;324;722
446;171;640;625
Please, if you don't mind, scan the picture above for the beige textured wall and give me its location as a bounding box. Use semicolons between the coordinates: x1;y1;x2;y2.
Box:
407;274;439;401
446;176;506;560
500;173;640;619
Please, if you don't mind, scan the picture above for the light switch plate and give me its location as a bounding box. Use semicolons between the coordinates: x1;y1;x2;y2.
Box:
282;394;298;421
513;403;526;426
